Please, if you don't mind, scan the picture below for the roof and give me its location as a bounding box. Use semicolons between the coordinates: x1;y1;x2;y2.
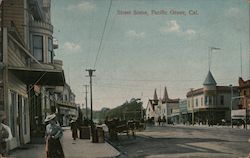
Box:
186;88;203;97
153;89;158;101
239;77;250;89
186;86;239;97
162;87;169;103
203;70;217;86
9;66;65;86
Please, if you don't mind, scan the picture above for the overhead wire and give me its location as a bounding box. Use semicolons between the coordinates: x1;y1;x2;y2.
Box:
93;0;113;69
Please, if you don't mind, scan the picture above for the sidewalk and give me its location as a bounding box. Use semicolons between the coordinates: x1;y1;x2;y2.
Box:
9;128;120;158
173;123;250;130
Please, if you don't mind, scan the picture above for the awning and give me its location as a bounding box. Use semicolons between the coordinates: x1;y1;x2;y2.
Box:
9;66;65;86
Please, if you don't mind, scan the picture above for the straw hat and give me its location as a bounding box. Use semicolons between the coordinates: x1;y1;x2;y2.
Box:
44;114;56;122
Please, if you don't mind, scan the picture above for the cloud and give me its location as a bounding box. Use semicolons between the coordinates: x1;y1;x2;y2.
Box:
226;7;241;16
161;20;180;33
126;30;145;38
185;29;196;35
63;42;81;52
67;1;96;12
160;20;196;37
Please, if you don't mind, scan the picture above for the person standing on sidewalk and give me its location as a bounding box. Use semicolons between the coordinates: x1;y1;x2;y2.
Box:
0;111;12;157
45;113;65;158
70;119;78;140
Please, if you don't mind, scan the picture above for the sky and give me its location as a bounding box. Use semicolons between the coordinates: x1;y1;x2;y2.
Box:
50;0;250;110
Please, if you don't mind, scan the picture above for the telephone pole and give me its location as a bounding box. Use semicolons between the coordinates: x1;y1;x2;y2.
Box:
191;88;194;126
86;69;95;137
84;84;89;119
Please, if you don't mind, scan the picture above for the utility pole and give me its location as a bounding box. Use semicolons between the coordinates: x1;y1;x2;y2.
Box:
230;84;233;128
84;84;89;119
191;88;194;126
86;69;95;137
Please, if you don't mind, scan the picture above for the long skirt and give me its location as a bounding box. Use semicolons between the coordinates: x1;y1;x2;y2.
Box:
72;129;78;139
47;138;65;158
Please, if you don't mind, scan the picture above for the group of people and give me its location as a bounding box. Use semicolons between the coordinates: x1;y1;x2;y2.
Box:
0;111;75;158
157;116;167;126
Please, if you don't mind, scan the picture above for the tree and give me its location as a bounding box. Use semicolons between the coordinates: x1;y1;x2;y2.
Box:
106;98;143;121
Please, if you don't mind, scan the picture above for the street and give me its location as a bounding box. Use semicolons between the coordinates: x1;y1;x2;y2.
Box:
112;125;250;158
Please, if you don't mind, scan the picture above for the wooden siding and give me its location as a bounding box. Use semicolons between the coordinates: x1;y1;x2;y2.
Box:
3;0;25;39
8;72;27;96
8;47;26;67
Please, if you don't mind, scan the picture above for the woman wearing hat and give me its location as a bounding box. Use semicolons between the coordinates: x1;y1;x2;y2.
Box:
45;114;65;158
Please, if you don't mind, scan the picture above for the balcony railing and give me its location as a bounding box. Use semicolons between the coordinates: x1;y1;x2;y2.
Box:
30;20;53;32
53;59;63;70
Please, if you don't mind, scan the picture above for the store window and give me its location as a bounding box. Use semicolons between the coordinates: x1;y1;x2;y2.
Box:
33;35;43;61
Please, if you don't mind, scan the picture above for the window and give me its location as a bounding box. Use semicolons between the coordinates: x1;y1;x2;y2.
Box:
33;35;43;61
196;99;198;107
209;96;213;105
201;97;203;106
220;95;224;105
10;92;16;137
205;96;209;105
48;37;53;63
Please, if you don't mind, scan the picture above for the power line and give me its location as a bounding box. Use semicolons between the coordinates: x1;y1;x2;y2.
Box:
93;0;112;69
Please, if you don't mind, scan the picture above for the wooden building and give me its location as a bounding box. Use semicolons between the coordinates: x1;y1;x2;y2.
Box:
0;0;65;149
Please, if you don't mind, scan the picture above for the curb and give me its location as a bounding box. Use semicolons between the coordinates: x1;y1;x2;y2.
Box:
104;138;122;158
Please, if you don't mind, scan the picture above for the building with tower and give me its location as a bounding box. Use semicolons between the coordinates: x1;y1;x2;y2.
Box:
186;71;239;125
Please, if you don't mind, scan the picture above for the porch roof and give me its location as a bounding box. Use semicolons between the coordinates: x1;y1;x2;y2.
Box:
9;66;65;86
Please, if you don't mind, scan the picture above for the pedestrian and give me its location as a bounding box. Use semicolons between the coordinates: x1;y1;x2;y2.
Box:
162;116;166;126
45;113;65;158
70;119;78;140
157;116;161;126
0;111;12;157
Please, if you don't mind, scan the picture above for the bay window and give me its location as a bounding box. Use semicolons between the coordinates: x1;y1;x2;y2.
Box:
33;35;43;61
